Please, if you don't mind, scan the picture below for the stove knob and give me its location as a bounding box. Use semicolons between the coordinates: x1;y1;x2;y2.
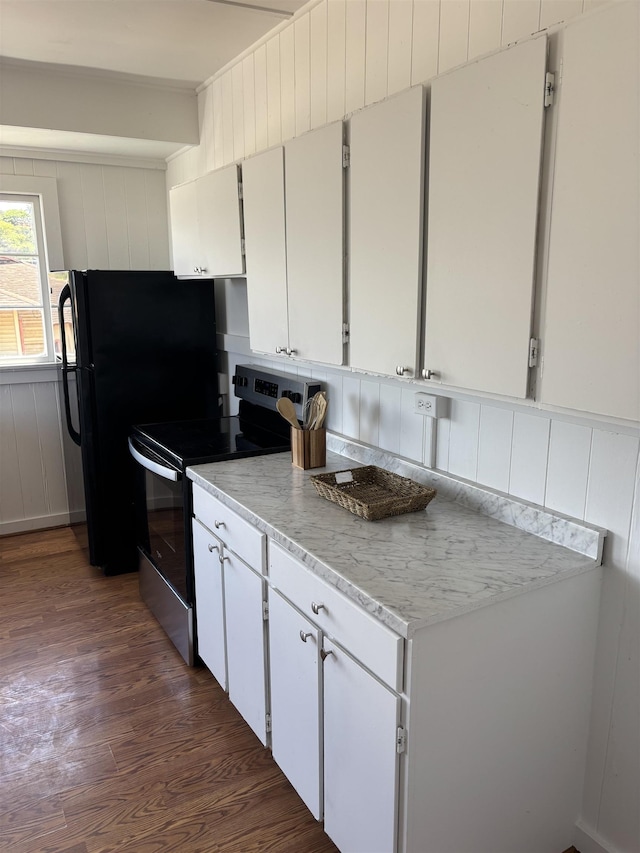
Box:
282;391;301;404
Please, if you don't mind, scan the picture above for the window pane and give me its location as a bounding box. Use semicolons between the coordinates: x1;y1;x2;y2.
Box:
0;200;37;255
48;271;69;310
0;309;45;358
0;257;42;306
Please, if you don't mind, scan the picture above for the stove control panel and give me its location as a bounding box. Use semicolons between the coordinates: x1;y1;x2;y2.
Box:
233;365;323;420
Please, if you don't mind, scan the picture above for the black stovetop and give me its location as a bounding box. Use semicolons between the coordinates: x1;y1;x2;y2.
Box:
132;401;291;469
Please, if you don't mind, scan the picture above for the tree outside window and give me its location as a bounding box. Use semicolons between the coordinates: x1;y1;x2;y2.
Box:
0;193;70;364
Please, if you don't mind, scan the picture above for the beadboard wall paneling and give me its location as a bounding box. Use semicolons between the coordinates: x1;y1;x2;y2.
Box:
477;405;514;493
177;0;600;193
0;380;69;533
1;155;170;271
387;0;413;96
327;0;347;122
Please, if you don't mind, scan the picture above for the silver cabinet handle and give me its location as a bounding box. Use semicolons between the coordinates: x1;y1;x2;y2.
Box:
320;649;334;661
208;543;219;553
286;347;297;356
422;369;440;380
396;365;409;376
214;520;225;529
219;554;229;564
299;630;312;643
276;346;286;354
311;602;325;615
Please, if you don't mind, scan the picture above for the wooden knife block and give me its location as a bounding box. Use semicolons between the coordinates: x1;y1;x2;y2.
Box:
291;428;326;470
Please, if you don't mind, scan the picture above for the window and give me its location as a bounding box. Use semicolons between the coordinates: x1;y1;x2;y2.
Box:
0;193;69;364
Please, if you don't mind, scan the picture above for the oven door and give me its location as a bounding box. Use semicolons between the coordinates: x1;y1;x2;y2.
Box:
128;436;194;665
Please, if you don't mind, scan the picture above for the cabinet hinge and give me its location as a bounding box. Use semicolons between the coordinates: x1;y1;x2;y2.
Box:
396;726;407;755
544;72;555;107
266;712;272;733
262;600;269;621
238;181;244;200
342;144;350;168
529;337;539;368
241;237;246;256
342;322;350;344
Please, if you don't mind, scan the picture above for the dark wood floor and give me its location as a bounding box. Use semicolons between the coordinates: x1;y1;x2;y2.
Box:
0;526;338;853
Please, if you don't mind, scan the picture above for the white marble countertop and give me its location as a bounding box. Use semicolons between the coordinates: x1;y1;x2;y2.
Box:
188;449;604;639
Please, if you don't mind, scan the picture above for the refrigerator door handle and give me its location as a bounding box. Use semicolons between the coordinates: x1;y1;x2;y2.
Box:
128;437;180;482
58;284;81;446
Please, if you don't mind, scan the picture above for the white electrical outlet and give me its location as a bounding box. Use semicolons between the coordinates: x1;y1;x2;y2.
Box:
414;392;447;418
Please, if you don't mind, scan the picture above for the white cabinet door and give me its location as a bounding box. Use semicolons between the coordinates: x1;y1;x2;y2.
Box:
169;180;200;277
192;519;227;689
541;2;639;421
268;589;322;819
285;122;345;366
323;639;401;853
224;549;269;745
198;165;245;278
423;36;548;398
242;148;290;357
349;87;425;378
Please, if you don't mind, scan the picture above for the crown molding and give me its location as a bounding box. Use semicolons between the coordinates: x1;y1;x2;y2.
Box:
0;145;168;170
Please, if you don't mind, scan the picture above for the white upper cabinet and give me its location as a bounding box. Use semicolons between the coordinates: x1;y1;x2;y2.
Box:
284;121;346;366
169;179;199;277
348;87;426;379
423;36;548;398
540;1;639;422
242;147;290;356
170;164;244;278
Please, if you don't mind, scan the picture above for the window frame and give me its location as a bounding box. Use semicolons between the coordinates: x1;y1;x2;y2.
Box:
0;192;57;364
0;175;65;368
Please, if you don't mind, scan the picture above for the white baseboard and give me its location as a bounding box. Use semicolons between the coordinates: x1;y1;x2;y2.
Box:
0;513;71;537
575;820;622;853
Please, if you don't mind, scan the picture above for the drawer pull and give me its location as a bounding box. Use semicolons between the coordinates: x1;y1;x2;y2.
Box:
311;602;325;615
207;543;219;553
299;630;312;643
214;520;225;529
219;554;229;564
320;649;334;661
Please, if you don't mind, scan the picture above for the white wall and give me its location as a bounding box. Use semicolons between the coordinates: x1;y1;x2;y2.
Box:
167;1;638;851
0;152;171;534
1;153;170;271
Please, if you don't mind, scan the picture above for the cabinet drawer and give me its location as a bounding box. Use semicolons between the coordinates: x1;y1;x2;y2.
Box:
192;485;265;572
269;541;403;692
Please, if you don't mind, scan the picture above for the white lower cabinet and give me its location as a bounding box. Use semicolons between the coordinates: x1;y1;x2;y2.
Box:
322;638;401;853
268;590;322;819
192;487;269;745
192;518;227;689
268;542;403;852
192;484;602;853
223;548;268;745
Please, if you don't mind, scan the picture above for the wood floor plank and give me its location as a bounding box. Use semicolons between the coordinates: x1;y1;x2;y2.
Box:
0;527;338;853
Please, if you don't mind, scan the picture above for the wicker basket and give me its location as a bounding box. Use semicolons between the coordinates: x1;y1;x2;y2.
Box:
310;466;436;521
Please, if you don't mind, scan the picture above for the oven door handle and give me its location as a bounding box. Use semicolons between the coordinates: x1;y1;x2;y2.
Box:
128;437;180;482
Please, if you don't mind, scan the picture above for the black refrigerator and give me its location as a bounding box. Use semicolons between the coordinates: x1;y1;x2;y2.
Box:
58;270;220;576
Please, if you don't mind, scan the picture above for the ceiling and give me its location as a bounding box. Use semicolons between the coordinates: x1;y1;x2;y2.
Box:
0;0;308;159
